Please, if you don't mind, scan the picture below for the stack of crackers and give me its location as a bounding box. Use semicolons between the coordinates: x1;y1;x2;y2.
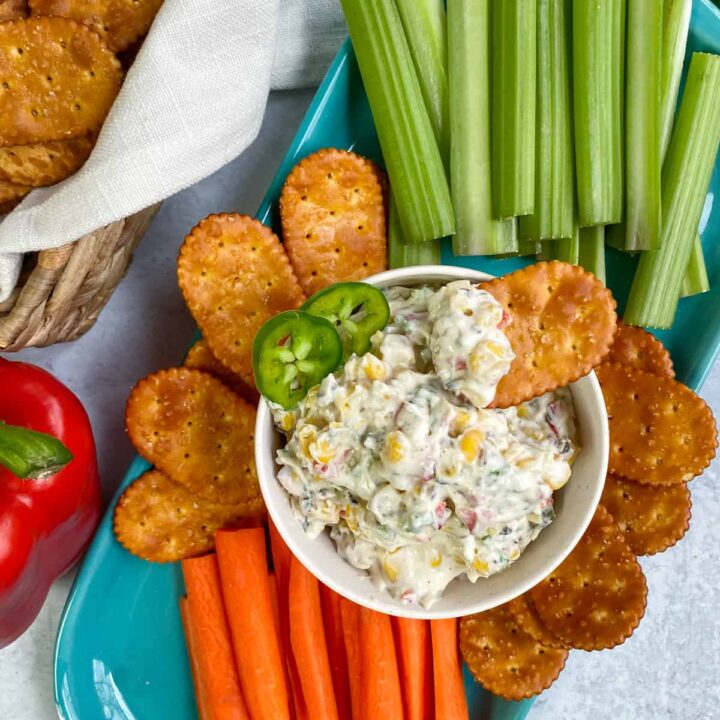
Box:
115;367;265;562
460;322;717;700
176;149;389;386
0;0;162;212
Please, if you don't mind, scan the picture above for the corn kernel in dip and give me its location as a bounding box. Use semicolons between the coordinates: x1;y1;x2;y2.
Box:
272;282;578;607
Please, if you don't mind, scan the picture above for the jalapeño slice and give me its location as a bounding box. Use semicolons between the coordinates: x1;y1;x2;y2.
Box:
252;311;343;409
301;282;390;358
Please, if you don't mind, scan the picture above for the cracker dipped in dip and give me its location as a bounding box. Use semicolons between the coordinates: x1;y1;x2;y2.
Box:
267;281;578;608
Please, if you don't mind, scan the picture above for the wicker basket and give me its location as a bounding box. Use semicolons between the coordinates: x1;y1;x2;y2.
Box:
0;204;160;351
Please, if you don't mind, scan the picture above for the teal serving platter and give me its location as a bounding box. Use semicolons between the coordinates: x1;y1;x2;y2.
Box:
54;2;720;718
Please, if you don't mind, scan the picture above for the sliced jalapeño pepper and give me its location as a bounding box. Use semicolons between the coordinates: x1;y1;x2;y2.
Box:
301;282;390;359
252;310;343;409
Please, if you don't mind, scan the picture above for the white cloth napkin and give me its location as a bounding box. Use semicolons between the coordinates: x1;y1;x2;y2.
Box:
0;0;346;302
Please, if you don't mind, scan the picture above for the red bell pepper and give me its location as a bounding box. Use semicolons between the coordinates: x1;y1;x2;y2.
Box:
0;357;101;648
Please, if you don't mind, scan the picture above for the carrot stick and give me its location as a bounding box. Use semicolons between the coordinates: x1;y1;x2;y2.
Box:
320;585;353;720
269;573;280;637
288;557;339;720
269;520;293;586
266;569;294;719
179;598;209;720
357;607;404;720
393;617;433;720
269;522;306;720
215;528;291;720
181;555;250;720
339;599;362;720
431;619;469;720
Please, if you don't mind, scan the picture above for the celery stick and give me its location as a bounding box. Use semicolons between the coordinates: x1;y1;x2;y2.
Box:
341;0;454;243
388;198;442;268
448;0;517;255
603;222;625;251
625;53;720;328
660;0;692;160
578;225;606;284
519;0;574;241
681;236;708;294
542;224;605;282
659;1;698;290
618;0;663;251
491;0;537;218
395;0;450;168
543;233;579;264
573;0;624;226
390;0;448;263
518;238;541;256
681;235;710;297
391;239;442;266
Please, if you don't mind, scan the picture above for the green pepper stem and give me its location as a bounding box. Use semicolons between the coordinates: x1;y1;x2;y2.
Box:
0;421;73;480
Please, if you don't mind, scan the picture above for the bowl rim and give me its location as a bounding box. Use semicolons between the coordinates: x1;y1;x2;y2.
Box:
255;264;608;618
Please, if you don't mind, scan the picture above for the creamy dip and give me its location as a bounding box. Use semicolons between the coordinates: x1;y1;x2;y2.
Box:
272;281;578;607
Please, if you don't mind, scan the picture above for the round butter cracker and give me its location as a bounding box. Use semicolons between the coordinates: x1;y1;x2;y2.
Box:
601;473;691;555
483;261;617;408
0;17;122;145
0;178;30;203
530;505;647;651
113;469;265;563
184;339;259;406
0;133;94;186
29;0;162;52
280;148;387;296
126;367;260;505
0;0;28;21
178;213;306;383
606;321;674;378
597;363;718;485
508;593;568;649
460;604;569;701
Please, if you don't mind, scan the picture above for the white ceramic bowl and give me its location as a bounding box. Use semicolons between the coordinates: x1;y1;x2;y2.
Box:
256;265;608;619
